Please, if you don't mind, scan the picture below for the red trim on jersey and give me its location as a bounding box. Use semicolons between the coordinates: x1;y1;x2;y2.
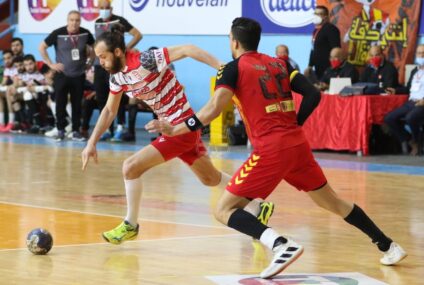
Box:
215;84;235;94
163;48;171;65
123;50;142;73
110;89;122;95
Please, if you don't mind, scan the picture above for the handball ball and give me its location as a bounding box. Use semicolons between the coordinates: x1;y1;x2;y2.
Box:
26;228;53;255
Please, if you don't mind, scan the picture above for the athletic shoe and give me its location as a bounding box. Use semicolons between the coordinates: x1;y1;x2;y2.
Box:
55;130;65;142
102;221;139;245
110;128;123;142
100;131;112;141
27;125;41;134
122;132;136;142
380;242;407;265
70;131;87;142
1;123;13;133
260;238;304;279
257;202;275;226
45;127;58;137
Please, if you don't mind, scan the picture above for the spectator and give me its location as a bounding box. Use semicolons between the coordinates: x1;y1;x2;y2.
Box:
384;44;424;155
0;50;16;131
359;45;399;92
275;44;300;70
94;0;142;142
11;37;24;58
39;10;95;141
305;5;340;81
316;47;359;91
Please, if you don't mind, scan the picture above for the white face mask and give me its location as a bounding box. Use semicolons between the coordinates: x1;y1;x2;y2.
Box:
416;57;424;66
99;9;111;20
312;15;323;25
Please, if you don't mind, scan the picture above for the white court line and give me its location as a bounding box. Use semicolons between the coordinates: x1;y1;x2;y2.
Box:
0;233;243;252
0;200;230;230
0;181;50;185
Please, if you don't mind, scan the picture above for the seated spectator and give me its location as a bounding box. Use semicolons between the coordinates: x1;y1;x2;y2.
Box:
316;47;359;91
275;44;300;70
384;44;424;155
359;45;399;92
0;50;17;132
11;37;24;58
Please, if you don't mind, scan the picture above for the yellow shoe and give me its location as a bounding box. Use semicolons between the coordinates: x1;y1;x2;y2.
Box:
102;221;139;245
256;202;275;226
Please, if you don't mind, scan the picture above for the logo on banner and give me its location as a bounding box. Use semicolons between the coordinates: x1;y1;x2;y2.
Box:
27;0;62;21
130;0;149;11
260;0;316;27
77;0;103;21
129;0;228;12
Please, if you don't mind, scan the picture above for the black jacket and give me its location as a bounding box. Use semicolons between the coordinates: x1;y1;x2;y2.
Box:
308;22;341;80
321;61;359;84
359;60;399;89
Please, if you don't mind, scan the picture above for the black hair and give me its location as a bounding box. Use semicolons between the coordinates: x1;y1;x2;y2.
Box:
315;5;329;16
95;23;126;53
23;54;36;62
13;55;24;64
11;37;23;45
3;49;13;56
39;63;51;75
231;17;261;51
148;46;159;51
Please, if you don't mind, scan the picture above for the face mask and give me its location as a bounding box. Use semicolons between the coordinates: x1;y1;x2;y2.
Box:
416;57;424;66
330;59;343;69
312;15;323;25
278;55;289;61
369;56;382;69
99;9;111;20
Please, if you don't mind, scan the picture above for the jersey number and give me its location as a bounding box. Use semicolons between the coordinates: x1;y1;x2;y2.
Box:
258;63;291;99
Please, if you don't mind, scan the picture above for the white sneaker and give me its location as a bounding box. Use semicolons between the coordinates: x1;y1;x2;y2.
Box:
45;127;58;137
260;238;304;279
380;242;407;265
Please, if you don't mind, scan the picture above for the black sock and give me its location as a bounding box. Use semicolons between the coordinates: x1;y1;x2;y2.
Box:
227;208;268;240
344;204;392;252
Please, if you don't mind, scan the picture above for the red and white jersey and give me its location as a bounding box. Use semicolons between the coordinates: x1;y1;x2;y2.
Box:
3;67;18;79
109;49;193;125
17;71;45;85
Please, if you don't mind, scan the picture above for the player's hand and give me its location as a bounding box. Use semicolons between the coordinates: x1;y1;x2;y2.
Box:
145;119;174;136
49;63;64;73
81;143;98;171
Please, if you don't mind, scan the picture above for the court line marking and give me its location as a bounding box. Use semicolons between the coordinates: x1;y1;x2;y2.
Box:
0;200;230;230
0;233;243;252
0;181;50;185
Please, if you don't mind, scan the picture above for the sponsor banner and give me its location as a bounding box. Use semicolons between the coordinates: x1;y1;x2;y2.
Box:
318;0;422;83
19;0;123;34
122;0;241;35
207;272;389;285
242;0;316;34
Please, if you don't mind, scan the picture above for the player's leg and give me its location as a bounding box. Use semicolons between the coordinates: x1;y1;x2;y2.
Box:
102;144;166;245
214;151;303;279
307;183;407;265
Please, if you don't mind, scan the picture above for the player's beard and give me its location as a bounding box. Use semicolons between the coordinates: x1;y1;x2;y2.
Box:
110;56;123;74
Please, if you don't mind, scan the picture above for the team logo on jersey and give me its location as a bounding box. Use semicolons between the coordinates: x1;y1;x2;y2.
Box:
129;0;149;12
27;0;62;21
260;0;315;28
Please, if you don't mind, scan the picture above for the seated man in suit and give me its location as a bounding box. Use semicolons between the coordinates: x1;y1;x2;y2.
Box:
384;44;424;155
275;44;300;70
316;47;359;91
360;45;399;93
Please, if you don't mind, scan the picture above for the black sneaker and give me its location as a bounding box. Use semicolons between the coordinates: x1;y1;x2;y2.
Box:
27;125;41;134
122;132;136;142
55;130;65;142
71;131;87;142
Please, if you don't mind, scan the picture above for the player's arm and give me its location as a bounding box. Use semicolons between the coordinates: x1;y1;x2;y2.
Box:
167;45;221;70
126;27;142;50
290;70;321;126
88;91;122;145
145;87;233;136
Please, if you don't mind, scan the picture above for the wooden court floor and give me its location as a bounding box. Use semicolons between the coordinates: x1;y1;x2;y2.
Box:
0;141;423;284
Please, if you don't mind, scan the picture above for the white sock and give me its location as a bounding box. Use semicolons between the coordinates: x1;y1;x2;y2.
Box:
260;228;282;250
116;124;123;132
8;113;15;123
0;113;4;125
124;177;143;226
50;102;56;117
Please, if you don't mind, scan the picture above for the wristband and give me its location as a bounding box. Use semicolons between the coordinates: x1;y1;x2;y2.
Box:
184;114;204;131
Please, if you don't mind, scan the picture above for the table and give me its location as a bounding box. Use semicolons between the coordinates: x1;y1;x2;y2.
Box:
293;93;409;156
